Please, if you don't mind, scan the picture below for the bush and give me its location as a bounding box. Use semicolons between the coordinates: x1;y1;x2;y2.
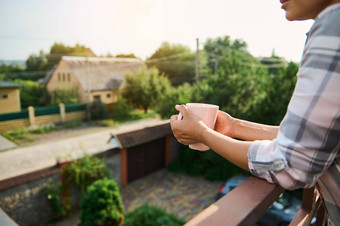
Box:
65;154;109;195
90;99;108;120
42;184;71;219
80;178;124;226
112;95;133;119
52;88;79;105
124;205;185;226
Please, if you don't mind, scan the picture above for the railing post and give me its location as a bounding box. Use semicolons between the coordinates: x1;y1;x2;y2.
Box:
59;103;65;123
28;106;35;126
120;148;128;186
165;134;172;167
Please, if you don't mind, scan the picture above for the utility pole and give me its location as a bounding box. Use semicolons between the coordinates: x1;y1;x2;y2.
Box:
195;38;200;84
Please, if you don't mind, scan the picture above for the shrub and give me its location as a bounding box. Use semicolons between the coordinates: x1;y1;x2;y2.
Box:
65;154;109;195
42;183;71;219
112;95;133;119
124;205;185;226
168;144;246;181
90;99;108;120
80;178;124;226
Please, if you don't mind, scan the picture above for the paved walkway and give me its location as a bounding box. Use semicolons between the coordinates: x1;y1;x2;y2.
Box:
0;118;169;181
0;135;17;151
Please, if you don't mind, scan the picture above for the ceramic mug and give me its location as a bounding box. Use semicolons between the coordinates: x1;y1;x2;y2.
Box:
178;103;219;151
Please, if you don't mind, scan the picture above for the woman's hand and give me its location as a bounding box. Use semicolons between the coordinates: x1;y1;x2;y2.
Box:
214;111;237;137
170;105;209;146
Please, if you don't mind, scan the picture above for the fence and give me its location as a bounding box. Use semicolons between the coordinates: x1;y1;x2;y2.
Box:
0;103;87;133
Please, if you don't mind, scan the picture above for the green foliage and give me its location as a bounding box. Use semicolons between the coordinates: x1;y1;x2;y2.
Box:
146;42;196;86
61;120;83;129
247;61;298;125
124;205;185;226
168;145;245;181
156;83;195;119
29;124;57;134
42;184;71;219
0;64;24;80
112;95;133;119
90;99;109;120
26;50;47;71
46;43;92;70
65;154;110;195
123;67;171;113
52;88;80;105
14;79;50;107
115;53;138;58
1;128;33;144
80;178;124;226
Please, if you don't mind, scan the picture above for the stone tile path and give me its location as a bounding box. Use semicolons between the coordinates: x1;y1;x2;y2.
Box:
121;169;223;222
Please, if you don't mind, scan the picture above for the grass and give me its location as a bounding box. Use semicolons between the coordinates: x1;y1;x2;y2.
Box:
1;128;34;144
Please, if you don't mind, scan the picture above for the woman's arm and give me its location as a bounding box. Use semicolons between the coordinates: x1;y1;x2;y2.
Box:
214;111;279;141
170;105;251;171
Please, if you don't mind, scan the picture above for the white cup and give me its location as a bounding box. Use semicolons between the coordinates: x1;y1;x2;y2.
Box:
178;103;219;151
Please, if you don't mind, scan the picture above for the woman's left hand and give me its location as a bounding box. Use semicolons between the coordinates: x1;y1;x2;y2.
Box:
170;105;209;145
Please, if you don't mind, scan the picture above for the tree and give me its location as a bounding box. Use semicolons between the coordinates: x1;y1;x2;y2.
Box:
45;43;92;70
14;79;50;107
26;50;47;71
122;67;171;113
115;53;137;58
203;36;259;75
146;42;196;86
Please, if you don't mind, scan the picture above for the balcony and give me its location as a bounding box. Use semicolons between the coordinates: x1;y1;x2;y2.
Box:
185;176;326;226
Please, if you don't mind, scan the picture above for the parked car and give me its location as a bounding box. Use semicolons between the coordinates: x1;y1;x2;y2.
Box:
216;175;313;226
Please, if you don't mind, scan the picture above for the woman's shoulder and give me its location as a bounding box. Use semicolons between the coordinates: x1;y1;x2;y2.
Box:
312;4;340;37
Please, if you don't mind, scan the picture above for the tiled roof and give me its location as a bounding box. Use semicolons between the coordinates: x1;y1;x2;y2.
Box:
0;81;22;88
62;56;144;91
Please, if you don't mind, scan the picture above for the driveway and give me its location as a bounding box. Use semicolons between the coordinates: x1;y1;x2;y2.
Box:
0;118;169;181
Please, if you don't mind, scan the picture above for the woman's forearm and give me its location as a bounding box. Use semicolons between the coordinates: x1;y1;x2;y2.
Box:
233;119;279;141
202;127;251;171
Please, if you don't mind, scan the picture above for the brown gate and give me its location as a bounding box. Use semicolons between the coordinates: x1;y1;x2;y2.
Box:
127;137;165;183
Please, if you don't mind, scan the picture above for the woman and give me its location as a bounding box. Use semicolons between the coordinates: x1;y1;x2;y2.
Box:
171;0;340;224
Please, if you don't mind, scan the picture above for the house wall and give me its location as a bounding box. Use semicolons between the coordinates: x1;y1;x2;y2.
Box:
46;60;84;103
90;90;117;105
0;88;20;114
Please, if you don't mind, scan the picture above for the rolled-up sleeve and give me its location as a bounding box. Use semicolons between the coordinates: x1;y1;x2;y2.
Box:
248;7;340;190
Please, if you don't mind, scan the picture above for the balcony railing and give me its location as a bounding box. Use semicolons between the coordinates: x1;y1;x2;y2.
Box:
185;176;327;226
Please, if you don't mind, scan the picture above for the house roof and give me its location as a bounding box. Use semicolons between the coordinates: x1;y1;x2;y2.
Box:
62;56;144;91
0;81;22;88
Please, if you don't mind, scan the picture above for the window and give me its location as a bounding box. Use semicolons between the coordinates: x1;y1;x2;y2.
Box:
58;73;61;81
67;73;71;81
94;95;101;100
63;73;65;82
107;93;111;98
2;94;8;99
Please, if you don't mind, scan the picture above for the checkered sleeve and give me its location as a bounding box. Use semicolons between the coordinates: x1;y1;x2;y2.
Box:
248;6;340;190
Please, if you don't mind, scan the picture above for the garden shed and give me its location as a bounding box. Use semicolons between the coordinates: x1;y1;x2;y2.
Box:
110;122;175;185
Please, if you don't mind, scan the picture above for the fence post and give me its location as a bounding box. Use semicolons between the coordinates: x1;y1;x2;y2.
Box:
59;103;65;123
28;106;35;126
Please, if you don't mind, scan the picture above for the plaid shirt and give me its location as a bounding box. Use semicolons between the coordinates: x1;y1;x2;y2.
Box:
248;3;340;224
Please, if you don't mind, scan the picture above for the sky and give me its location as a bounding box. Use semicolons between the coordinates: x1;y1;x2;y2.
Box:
0;0;314;62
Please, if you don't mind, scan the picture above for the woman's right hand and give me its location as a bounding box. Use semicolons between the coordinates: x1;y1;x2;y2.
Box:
214;111;237;137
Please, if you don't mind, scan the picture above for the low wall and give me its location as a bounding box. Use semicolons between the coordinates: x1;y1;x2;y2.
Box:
0;110;87;133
